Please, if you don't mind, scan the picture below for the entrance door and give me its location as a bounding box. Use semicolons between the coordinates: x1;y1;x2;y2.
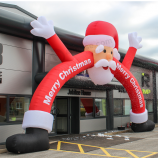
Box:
56;98;68;134
50;101;57;135
50;97;80;135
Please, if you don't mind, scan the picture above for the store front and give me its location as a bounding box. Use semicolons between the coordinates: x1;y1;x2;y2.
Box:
50;88;108;135
1;2;158;145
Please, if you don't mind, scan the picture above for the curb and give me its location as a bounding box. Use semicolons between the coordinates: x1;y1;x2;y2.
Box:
0;130;132;154
1;125;158;154
106;129;132;135
49;140;59;144
0;148;7;154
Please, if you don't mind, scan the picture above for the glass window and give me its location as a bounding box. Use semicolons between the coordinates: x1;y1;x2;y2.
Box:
16;102;22;109
56;99;67;115
0;96;7;122
95;99;106;117
57;117;67;133
123;99;131;115
80;98;93;118
146;100;153;112
9;97;30;121
114;99;123;115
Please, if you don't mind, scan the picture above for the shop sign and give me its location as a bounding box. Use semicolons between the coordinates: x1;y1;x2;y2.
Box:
141;73;150;87
142;89;150;94
67;89;91;95
119;72;151;95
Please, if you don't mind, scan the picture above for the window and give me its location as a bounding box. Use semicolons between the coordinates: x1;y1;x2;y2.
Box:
0;95;7;122
77;70;89;77
16;102;22;109
114;99;153;116
114;99;123;115
80;98;93;118
95;99;106;117
9;97;30;121
80;98;106;119
146;100;153;112
123;99;131;115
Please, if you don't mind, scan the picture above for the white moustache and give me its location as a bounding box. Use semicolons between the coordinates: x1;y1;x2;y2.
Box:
94;59;116;71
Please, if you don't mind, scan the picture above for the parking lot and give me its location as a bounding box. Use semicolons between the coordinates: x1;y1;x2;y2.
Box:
1;126;158;158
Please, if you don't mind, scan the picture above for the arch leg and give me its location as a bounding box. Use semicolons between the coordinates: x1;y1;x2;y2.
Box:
113;59;155;132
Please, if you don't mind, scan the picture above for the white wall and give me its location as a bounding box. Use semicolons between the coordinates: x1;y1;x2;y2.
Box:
113;90;129;99
0;33;32;95
45;45;80;72
114;114;154;128
148;113;154;121
0;124;24;143
45;44;61;72
114;116;130;128
80;118;106;133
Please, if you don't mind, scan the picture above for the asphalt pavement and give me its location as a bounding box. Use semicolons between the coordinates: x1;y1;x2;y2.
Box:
1;125;158;158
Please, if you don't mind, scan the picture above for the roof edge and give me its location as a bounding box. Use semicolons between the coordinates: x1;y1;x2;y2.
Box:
0;2;37;19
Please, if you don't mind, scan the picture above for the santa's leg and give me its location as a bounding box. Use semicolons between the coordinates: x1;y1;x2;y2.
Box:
6;110;53;153
113;59;155;132
130;109;155;132
6;51;94;153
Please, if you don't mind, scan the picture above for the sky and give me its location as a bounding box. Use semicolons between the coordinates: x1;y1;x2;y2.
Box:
1;0;158;61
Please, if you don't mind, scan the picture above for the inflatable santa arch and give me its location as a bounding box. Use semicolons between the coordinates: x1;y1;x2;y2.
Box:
6;16;155;154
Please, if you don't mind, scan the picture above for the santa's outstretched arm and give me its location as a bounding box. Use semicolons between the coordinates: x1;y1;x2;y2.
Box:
122;32;142;70
30;16;74;62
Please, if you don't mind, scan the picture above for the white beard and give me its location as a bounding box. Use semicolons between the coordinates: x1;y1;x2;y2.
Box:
88;67;114;85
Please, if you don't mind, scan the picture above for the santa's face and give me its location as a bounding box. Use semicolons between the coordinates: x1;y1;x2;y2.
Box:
84;45;116;85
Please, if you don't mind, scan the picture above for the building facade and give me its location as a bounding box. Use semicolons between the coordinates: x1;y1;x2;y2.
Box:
0;2;158;144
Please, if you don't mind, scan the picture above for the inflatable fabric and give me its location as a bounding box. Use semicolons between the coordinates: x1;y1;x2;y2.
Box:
6;16;155;154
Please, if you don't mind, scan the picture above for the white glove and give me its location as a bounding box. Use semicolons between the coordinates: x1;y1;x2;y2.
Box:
30;16;55;39
128;32;142;49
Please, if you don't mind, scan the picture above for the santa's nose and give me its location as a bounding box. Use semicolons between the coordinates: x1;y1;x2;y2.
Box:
106;53;113;61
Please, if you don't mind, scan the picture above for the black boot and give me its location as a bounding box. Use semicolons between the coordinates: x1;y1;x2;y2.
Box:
6;128;49;154
131;120;155;132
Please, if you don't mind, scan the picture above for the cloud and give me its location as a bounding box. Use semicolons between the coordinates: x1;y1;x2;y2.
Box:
138;46;158;60
1;1;158;60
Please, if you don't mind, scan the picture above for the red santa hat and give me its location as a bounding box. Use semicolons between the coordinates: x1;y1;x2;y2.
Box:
83;21;120;60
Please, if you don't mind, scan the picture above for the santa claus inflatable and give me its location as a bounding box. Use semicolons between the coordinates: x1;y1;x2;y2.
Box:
6;16;155;154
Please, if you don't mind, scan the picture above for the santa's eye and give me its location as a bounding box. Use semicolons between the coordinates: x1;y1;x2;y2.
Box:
103;49;106;53
111;51;113;54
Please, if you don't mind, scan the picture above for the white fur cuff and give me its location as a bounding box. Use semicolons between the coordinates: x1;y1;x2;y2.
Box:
130;109;148;124
83;35;115;48
22;110;54;133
